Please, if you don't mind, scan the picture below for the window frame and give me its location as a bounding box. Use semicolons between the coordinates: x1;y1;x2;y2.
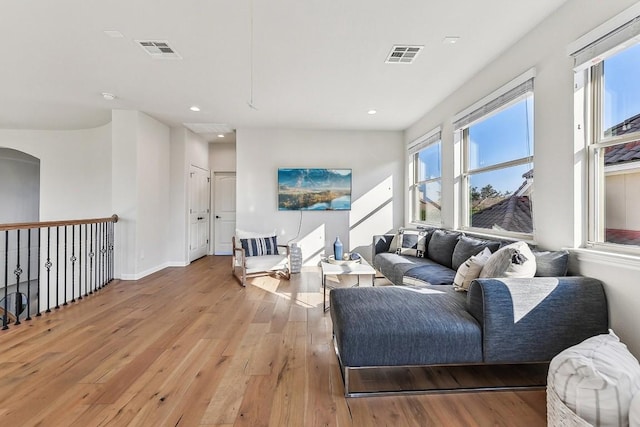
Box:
584;48;640;254
454;73;535;240
408;128;442;226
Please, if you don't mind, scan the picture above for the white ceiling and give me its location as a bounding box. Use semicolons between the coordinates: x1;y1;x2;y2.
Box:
1;0;569;142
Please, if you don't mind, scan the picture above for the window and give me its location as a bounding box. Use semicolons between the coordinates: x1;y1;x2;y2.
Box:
454;73;534;237
575;18;640;250
408;129;442;225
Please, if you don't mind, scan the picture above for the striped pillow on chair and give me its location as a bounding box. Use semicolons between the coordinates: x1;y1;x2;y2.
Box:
240;236;278;257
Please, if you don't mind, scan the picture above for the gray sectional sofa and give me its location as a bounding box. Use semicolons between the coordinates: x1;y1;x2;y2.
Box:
329;228;609;396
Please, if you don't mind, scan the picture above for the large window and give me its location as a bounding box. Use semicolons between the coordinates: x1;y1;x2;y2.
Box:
454;75;534;237
408;129;442;225
576;22;640;250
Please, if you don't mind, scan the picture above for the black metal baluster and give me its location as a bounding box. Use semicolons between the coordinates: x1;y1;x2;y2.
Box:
101;222;106;288
55;227;60;309
45;227;51;313
26;228;32;321
69;225;77;302
3;231;9;329
37;228;42;317
83;224;88;297
96;223;101;289
14;230;22;325
89;223;94;294
109;221;114;282
79;225;82;298
64;226;68;305
102;222;107;286
97;222;101;288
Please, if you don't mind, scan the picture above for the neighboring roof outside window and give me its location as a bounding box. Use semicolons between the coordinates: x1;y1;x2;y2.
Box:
470;169;533;234
605;112;640;166
471;195;532;233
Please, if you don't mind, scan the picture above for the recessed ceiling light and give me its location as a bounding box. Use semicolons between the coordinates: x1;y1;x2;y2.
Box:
189;106;201;112
217;134;225;138
368;109;377;115
443;36;461;44
101;92;116;101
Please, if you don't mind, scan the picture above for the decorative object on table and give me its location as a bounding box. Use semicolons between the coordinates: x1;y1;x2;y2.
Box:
333;236;343;261
289;242;302;274
343;253;350;260
350;252;361;261
277;168;352;211
326;255;361;265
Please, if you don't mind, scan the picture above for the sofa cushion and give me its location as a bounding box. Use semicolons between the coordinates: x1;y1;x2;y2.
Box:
453;247;492;292
402;262;457;286
479;241;536;278
330;286;482;367
374;252;435;286
533;250;569;277
395;228;430;257
427;230;461;268
451;235;501;271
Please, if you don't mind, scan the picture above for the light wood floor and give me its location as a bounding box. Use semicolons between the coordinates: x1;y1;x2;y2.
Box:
0;256;547;426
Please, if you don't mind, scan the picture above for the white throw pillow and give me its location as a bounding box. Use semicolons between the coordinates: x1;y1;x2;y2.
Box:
479;241;536;279
453;247;492;291
548;330;640;427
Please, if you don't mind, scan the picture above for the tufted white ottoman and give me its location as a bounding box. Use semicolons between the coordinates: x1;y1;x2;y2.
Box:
547;331;640;427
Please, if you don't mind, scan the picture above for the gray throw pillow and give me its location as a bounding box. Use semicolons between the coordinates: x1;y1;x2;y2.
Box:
533;250;569;277
451;235;501;271
427;230;461;268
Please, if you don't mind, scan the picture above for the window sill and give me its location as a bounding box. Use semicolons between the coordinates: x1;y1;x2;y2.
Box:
568;247;640;271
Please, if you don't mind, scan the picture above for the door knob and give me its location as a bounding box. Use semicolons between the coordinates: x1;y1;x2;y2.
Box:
215;215;221;219
197;216;203;220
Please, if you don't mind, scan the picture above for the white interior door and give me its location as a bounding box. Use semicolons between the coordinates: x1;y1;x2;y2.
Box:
214;172;236;255
189;166;210;262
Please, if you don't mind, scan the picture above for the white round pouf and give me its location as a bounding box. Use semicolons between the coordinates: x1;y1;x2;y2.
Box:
547;331;640;427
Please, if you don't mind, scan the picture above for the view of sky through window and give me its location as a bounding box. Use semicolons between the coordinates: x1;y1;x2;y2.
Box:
604;42;640;133
468;96;534;194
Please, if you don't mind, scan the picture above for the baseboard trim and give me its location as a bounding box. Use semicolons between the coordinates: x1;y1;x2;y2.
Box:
119;263;170;281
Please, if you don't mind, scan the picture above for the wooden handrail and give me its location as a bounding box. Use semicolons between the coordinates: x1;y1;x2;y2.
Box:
0;214;118;232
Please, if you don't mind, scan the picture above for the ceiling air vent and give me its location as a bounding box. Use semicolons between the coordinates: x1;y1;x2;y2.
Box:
385;45;423;64
183;123;234;135
136;40;182;59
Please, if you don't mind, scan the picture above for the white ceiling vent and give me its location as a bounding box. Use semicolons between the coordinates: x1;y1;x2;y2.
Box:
136;40;182;59
183;123;234;134
385;45;423;64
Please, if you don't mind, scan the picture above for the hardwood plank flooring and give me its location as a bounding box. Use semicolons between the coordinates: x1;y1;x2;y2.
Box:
0;256;547;426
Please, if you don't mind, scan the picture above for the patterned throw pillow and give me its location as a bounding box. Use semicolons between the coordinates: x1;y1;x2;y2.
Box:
453;247;493;292
240;236;278;257
395;228;429;257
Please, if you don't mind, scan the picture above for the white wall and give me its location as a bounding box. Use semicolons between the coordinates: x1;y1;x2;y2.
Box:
112;110;173;279
236;128;403;264
0;125;112;220
136;112;171;275
209;142;236;172
0;148;39;223
406;0;640;355
168;126;210;265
